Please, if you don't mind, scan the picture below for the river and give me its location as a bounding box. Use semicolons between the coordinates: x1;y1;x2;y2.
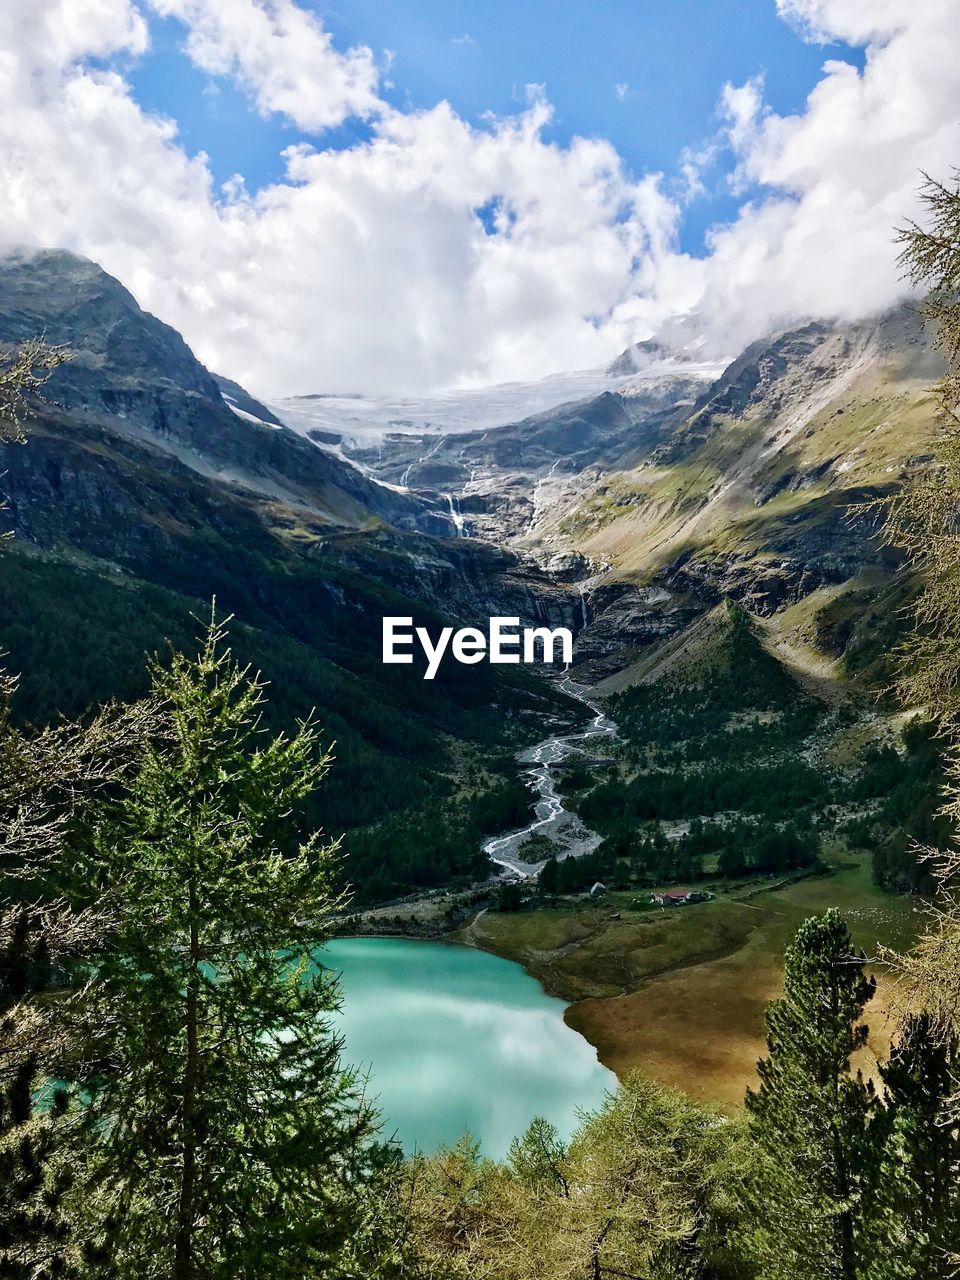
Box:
483;676;617;877
321;937;614;1156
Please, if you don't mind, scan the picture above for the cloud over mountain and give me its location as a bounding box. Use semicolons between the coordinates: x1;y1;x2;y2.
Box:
0;0;956;396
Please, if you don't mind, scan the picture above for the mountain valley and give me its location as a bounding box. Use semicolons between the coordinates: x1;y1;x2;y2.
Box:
0;247;947;1100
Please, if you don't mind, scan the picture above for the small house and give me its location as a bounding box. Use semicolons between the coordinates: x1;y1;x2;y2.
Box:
651;889;714;908
652;891;689;907
590;882;608;899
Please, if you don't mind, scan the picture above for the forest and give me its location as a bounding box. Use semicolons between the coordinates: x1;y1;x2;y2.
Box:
547;597;948;898
2;605;958;1280
0;547;560;902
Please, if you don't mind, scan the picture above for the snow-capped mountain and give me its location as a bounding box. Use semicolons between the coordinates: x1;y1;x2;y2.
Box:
271;356;724;447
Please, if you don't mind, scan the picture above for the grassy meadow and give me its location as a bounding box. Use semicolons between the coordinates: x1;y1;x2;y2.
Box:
462;853;922;1110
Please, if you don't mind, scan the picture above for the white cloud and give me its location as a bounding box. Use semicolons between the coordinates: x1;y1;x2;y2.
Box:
146;0;381;130
0;0;148;83
720;76;768;170
614;82;629;102
679;0;960;355
0;0;957;396
776;0;909;44
0;6;675;395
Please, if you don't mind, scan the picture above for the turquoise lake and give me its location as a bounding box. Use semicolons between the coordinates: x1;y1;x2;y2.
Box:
320;937;615;1157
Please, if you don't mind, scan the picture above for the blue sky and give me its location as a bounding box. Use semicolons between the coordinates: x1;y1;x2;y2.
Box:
11;0;947;396
130;0;861;256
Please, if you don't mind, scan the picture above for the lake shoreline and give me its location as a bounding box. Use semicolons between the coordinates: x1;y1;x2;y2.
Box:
339;864;853;1101
323;935;615;1157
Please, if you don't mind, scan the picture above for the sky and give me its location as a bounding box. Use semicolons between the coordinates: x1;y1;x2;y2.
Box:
0;0;956;397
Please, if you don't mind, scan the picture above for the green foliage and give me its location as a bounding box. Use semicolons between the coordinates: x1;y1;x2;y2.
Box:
342;766;532;904
495;882;524;913
542;847;612;895
851;720;950;893
513;833;556;865
898;168;960;421
406;1077;750;1280
536;855;559;897
506;1118;568;1196
0;910;73;1279
573;601;840;895
881;166;960;1055
610;601;819;759
0;551;547;902
0;654;149;1278
817;576;918;688
745;910;878;1280
533;815;817;898
404;911;960;1279
0;340;71;446
864;1015;960;1279
885;170;960;722
579;759;827;827
575;759;825;888
560;1077;746;1280
63;616;402;1278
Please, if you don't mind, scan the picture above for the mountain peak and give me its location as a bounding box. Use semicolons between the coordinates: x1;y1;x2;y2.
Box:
0;251;444;534
0;247;222;406
605;338;695;377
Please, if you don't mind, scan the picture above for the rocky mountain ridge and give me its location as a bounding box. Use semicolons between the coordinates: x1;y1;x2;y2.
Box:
0;249;454;537
0;248;944;702
0;250;591;714
331;305;943;679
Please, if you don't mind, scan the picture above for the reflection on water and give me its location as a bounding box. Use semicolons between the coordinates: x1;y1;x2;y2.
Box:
320;937;614;1157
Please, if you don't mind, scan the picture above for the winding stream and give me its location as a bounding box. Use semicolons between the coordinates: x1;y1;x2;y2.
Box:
483;677;616;878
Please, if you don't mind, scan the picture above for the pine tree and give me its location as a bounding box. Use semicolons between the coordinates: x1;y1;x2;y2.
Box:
745;910;878;1280
66;615;402;1278
864;1014;960;1280
537;855;559;897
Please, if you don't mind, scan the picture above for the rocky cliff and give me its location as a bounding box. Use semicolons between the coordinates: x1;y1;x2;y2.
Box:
329;306;943;679
587;308;939;605
0;249;450;536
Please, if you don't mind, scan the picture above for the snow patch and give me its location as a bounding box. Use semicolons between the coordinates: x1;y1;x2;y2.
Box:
222;394;280;429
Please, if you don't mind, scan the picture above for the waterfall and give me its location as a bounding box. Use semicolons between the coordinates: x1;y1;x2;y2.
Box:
447;493;466;537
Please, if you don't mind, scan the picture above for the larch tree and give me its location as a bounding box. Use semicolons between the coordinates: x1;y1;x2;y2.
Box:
881;169;960;1034
66;615;404;1280
0;338;70;551
745;910;878;1280
0;662;153;1278
405;1079;747;1280
554;1077;744;1280
0;907;71;1279
0;339;70;446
